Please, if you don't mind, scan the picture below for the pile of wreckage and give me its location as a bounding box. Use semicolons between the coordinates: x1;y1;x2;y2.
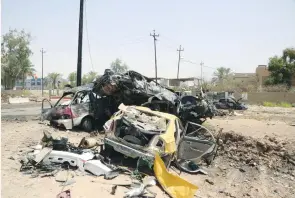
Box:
27;69;222;197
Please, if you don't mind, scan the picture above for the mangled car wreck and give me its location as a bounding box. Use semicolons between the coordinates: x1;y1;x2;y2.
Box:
93;69;216;125
103;104;217;172
41;69;218;169
41;83;117;132
43;69;217;132
32;69;221;197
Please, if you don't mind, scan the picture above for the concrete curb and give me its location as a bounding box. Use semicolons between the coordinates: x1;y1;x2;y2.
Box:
8;97;30;104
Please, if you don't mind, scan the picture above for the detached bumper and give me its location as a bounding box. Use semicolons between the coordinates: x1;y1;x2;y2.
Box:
104;138;154;161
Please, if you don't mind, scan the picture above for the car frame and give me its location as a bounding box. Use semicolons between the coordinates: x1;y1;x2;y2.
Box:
41;84;117;132
102;104;217;168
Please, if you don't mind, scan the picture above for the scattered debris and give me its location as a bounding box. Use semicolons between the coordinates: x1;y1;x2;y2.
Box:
124;176;157;198
56;189;71;198
84;160;111;176
60;179;76;187
78;137;98;149
55;170;74;182
154;153;199;198
8;156;15;160
205;178;214;185
104;170;121;180
33;147;52;165
110;185;117;195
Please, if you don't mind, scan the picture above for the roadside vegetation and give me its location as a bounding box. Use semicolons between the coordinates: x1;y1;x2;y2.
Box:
262;101;292;108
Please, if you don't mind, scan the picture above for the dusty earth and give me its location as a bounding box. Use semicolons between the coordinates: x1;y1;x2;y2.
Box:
1;105;295;198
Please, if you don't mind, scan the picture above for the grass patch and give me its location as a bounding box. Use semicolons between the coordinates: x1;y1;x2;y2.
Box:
262;101;292;108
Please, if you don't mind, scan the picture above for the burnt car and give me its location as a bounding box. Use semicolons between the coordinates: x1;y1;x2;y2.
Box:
213;97;248;110
93;69;216;125
41;84;117;132
102;104;217;171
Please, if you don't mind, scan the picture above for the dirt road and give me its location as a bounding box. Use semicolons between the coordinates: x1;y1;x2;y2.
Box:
1;106;295;198
1;103;41;120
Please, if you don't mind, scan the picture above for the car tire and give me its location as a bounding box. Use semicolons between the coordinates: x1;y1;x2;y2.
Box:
81;117;94;132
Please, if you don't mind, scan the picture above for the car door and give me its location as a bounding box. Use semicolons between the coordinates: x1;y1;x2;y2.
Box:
176;121;217;165
41;93;73;121
41;98;53;121
69;91;91;123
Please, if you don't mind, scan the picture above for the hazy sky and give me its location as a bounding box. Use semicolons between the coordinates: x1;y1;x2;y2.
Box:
2;0;295;80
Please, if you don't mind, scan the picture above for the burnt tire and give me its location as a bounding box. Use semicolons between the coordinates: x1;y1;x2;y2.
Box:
81;117;94;132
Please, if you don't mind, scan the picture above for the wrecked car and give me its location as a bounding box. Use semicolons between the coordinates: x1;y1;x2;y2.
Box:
93;69;216;125
102;104;217;171
41;83;117;132
213;97;248;110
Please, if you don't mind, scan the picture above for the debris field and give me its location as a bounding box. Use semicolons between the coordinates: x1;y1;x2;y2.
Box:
1;70;295;198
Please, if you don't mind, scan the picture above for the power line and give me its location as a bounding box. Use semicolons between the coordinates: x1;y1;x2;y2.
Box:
150;30;159;83
177;45;184;79
84;0;94;71
181;59;216;70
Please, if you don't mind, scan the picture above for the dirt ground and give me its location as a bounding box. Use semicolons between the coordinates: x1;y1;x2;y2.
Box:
1;105;295;198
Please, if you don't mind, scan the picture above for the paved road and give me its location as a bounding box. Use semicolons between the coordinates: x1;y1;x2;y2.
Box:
1;102;43;120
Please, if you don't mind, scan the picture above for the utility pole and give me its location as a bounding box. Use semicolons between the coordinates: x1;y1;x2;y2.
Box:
177;45;184;79
150;30;159;83
76;0;84;86
200;61;204;86
40;48;46;97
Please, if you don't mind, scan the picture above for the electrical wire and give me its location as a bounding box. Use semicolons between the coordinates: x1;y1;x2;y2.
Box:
181;59;216;70
84;0;94;71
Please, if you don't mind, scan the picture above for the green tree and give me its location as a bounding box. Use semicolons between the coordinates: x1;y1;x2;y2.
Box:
68;72;77;86
266;48;295;86
213;67;232;83
110;58;128;74
82;71;98;85
47;73;61;89
1;29;34;89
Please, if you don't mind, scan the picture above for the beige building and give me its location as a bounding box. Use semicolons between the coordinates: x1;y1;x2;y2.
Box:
230;65;295;87
233;73;257;84
256;65;270;86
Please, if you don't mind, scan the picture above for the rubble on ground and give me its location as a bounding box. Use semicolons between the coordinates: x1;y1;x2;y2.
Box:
19;69;294;197
19;126;210;198
217;131;295;175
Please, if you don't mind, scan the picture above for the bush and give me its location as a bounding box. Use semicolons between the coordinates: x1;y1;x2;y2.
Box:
262;101;292;108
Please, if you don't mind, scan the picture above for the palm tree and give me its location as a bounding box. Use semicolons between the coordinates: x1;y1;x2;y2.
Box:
213;67;232;83
68;72;77;86
47;73;61;89
20;63;35;89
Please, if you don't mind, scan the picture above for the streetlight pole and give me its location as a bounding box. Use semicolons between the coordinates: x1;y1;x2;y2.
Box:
40;48;46;97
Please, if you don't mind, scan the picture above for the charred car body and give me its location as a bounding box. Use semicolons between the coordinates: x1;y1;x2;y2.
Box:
103;104;217;172
41;83;117;132
213;97;248;110
93;69;216;125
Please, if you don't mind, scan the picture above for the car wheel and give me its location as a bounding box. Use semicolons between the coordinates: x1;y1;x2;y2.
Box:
81;117;94;132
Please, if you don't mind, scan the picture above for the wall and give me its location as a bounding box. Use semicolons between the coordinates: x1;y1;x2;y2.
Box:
256;65;270;86
235;92;295;104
